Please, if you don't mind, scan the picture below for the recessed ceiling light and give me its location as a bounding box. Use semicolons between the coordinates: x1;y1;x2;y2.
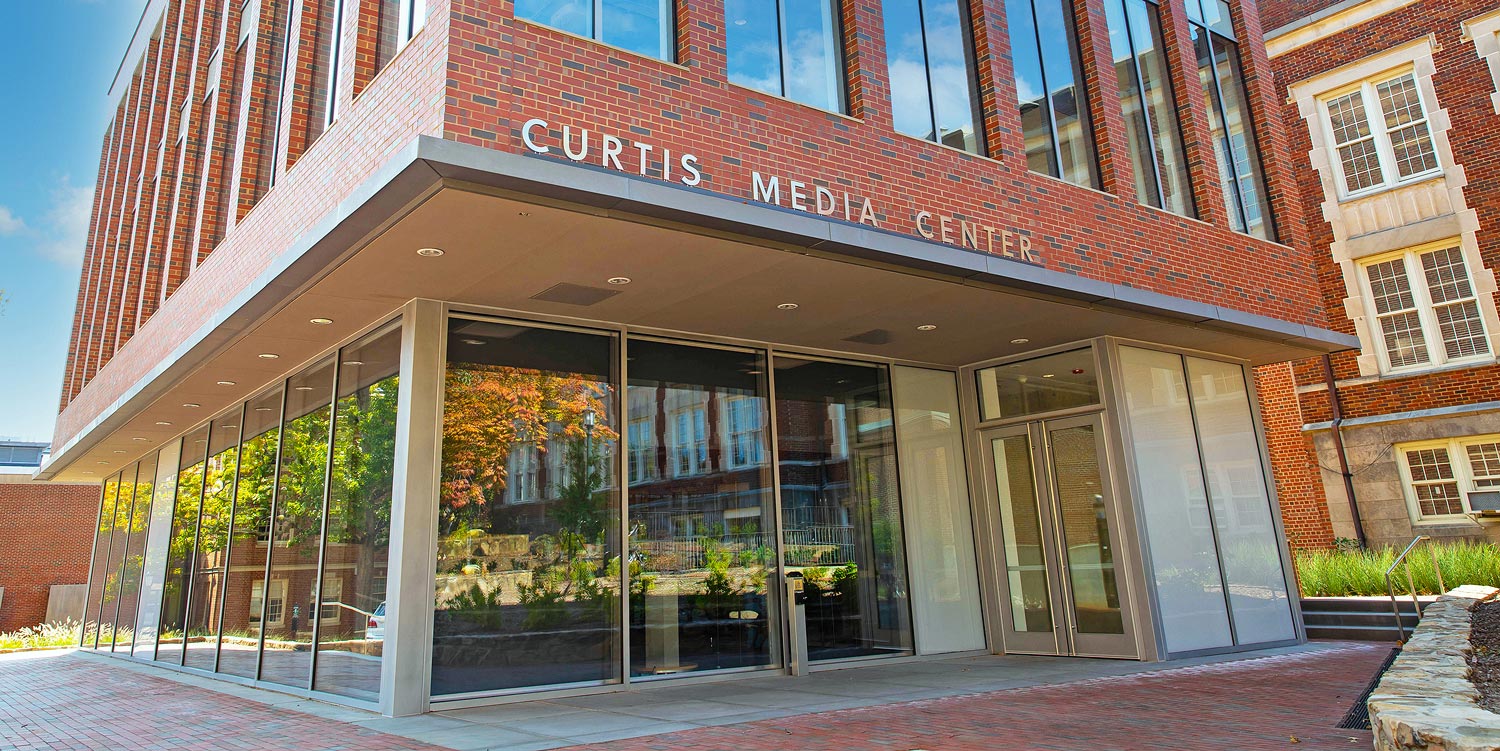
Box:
222;425;238;430
255;407;274;412
182;402;201;408
1042;374;1055;378
132;437;148;442
258;353;280;360
343;360;364;366
217;380;236;386
112;450;125;454
82;471;94;475
294;386;315;391
1010;338;1030;345
518;211;532;217
309;318;334;325
607;277;631;285
416;247;445;257
916;324;938;331
155;421;173;426
776;303;799;310
461;338;486;346
97;461;109;465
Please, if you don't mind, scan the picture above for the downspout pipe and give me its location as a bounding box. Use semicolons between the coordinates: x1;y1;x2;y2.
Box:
1323;354;1367;547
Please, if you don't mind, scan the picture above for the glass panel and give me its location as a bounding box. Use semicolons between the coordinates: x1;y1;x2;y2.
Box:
159;429;204;665
516;0;592;39
182;413;241;669
1048;422;1122;634
434;320;621;696
628;340;776;676
1185;357;1295;645
304;0;342;142
101;466;137;651
374;0;400;71
126;446;164;653
1119;346;1232;653
776;356;912;661
1006;0;1057;175
782;0;844;112
891;367;984;653
991;435;1052;633
135;443;180;661
1197;31;1271;239
218;387;284;678
1109;0;1192;214
1106;0;1156;205
1037;0;1095;186
315;325;402;700
977;348;1099;421
924;0;981;152
248;0;292;203
261;359;337;688
726;0;782;96
884;0;936;142
85;477;121;648
601;0;671;61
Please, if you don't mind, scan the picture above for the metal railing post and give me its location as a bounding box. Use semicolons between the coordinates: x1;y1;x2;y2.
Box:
1384;535;1433;644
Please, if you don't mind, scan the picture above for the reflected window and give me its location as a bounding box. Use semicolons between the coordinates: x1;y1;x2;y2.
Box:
726;0;846;113
882;0;984;153
433;319;621;696
312;324;400;700
977;348;1099;421
628;339;778;677
371;0;426;75
517;0;675;62
1105;0;1193;215
1187;0;1273;239
774;356;912;661
1006;0;1097;186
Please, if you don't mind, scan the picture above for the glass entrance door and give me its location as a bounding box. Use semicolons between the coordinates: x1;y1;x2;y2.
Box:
982;414;1136;658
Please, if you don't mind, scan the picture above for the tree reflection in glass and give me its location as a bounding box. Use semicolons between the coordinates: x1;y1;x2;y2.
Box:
432;320;621;696
217;387;283;679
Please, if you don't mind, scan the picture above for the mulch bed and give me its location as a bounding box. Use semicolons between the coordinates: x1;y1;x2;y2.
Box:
1471;599;1500;714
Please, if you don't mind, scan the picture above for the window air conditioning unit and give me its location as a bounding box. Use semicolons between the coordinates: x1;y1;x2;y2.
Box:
1466;490;1500;520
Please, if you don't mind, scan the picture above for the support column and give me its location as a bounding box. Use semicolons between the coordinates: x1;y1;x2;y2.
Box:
381;298;444;716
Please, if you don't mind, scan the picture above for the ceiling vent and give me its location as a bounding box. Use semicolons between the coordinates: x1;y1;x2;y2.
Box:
530;283;620;307
842;329;893;345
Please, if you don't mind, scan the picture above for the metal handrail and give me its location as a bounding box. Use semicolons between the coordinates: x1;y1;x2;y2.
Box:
1384;535;1446;643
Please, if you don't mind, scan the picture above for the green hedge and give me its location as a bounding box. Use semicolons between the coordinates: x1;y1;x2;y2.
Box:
1295;540;1500;597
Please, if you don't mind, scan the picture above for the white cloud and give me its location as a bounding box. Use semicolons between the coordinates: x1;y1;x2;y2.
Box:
32;177;96;267
0;207;24;235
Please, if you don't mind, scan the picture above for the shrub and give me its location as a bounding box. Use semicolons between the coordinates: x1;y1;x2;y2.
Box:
1296;540;1500;597
0;619;130;651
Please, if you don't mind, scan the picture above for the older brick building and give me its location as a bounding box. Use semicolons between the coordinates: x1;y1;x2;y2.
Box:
46;0;1350;717
0;441;98;632
1257;0;1500;550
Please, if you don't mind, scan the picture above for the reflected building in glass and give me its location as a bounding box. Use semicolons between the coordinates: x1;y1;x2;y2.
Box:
53;0;1344;722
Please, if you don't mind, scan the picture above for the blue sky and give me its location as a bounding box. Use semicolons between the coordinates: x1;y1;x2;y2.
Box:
0;1;146;442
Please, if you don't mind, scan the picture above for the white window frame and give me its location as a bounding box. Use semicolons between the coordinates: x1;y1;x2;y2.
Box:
250;579;287;627
628;417;656;483
1318;70;1442;199
670;405;708;477
396;0;426;49
1396;434;1500;524
319;575;342;624
1357;241;1494;374
722;396;763;469
507;440;540;504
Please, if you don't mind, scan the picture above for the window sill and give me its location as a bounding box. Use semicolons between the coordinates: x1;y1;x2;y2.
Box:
1376;356;1498;381
1337;171;1446;204
1410;516;1484;527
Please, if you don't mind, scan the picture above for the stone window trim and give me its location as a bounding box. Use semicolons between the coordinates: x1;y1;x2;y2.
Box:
1462;8;1500;115
1315;73;1442;200
1394;434;1500;525
1354;240;1496;374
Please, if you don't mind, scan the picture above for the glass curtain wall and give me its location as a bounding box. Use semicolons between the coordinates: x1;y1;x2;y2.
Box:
1187;0;1273;239
1005;0;1097;186
135;443;181;660
182;414;242;669
314;325;401;700
83;477;120;648
433;319;621;696
1118;346;1294;654
1104;0;1193;215
218;387;285;679
516;0;675;61
117;453;159;655
100;467;136;650
627;339;778;678
725;0;845;112
159;425;208;665
261;359;337;687
774;357;912;661
883;0;984;153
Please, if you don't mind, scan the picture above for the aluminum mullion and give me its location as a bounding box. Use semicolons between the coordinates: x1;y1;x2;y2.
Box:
916;0;941;147
253;384;291;682
618;333;632;687
764;347;790;671
307;348;344;691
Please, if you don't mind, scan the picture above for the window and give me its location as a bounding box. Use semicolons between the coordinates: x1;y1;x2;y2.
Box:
1320;72;1439;196
507;441;541;502
725;0;845;113
373;0;426;76
1006;0;1097;187
1105;0;1193;216
516;0;674;61
1399;436;1500;522
1360;244;1491;371
319;576;342;624
724;396;763;468
1187;0;1274;240
250;580;287;627
244;0;294;205
628;417;656;482
305;0;344;145
671;405;708;476
882;0;984;153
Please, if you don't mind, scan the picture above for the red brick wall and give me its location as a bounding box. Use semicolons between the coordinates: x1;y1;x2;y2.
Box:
0;483;101;632
1253;362;1333;549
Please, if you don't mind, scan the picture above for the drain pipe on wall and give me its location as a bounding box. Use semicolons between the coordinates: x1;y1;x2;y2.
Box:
1323;354;1367;547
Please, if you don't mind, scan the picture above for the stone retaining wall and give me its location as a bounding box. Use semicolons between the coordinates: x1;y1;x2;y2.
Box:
1369;585;1500;751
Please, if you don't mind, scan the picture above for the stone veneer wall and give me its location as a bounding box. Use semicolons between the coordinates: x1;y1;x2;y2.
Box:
1369;584;1500;751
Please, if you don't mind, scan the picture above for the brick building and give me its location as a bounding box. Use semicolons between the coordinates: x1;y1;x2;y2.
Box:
0;441;98;632
43;0;1351;716
1256;0;1500;550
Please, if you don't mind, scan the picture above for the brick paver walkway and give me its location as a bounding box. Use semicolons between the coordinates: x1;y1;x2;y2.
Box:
0;644;1386;751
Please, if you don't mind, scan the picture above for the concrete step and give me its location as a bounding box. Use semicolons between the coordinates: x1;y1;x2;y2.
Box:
1304;623;1405;642
1300;597;1432;615
1302;610;1418;629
